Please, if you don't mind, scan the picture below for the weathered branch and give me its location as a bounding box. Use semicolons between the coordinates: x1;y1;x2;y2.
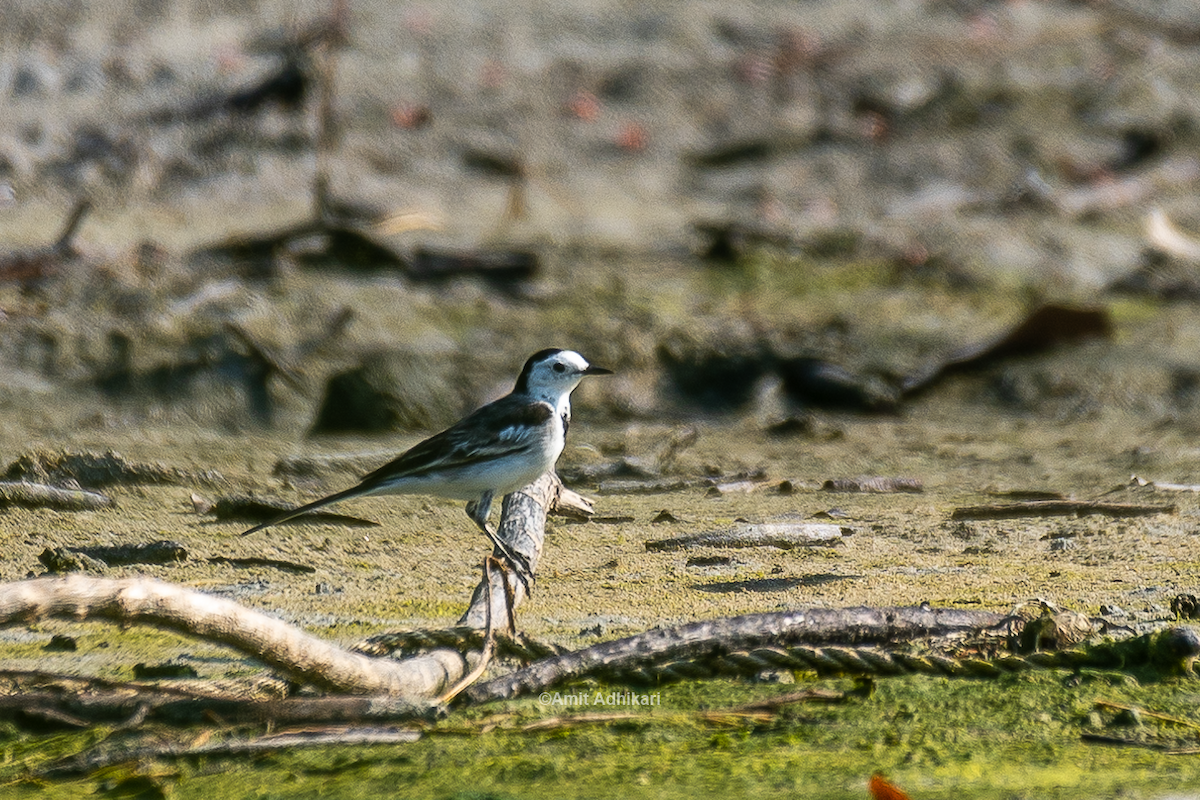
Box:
951;501;1176;521
53;198;92;254
465;606;1011;703
42;726;422;779
0;688;430;730
0;481;114;512
0;574;456;697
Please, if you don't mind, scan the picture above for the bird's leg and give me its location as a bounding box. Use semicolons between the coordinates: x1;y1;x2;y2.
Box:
466;492;533;594
491;554;518;634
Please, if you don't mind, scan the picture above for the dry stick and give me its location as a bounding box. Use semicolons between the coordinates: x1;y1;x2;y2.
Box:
437;558;501;704
726;688;844;712
40;727;423;779
519;712;642;732
311;18;338;222
431;474;579;698
53;198;92;253
465;606;1009;703
0;690;431;730
1094;700;1200;731
310;1;351;223
0;575;457;697
0;481;113;511
951;501;1176;521
459;472;568;629
1081;733;1171;751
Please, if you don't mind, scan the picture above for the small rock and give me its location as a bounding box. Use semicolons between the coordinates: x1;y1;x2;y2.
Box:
686;555;732;567
647;522;848;552
133;662;199;680
44;634;77;652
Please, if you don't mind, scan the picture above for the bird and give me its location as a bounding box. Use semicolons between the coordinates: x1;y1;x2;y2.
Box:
241;348;612;584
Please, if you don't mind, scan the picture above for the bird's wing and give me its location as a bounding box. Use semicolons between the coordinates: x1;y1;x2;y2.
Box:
241;398;553;537
355;396;553;491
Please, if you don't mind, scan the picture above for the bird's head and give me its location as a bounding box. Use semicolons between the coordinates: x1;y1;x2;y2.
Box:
515;349;612;401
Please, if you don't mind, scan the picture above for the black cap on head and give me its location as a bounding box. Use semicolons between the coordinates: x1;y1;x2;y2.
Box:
514;348;566;394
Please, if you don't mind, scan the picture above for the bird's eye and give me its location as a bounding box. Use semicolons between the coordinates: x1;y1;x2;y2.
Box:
553;363;566;373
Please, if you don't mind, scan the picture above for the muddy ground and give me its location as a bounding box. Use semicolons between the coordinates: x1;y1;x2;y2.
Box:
1;291;1199;677
3;0;1200;796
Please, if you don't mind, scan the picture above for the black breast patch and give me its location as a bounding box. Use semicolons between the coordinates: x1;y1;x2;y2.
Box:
512;402;554;427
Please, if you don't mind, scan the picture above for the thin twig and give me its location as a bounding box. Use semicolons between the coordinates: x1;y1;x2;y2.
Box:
39;726;422;777
1095;699;1200;731
519;712;641;732
53;199;92;253
438;558;501;704
726;688;845;712
951;501;1176;521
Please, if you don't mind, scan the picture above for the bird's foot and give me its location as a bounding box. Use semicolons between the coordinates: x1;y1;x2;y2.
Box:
480;527;534;596
500;547;534;597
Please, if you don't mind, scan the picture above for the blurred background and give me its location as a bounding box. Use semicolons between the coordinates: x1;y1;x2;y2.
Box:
2;0;1199;438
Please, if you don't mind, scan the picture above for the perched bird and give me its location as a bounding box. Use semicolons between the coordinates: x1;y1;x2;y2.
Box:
241;349;612;582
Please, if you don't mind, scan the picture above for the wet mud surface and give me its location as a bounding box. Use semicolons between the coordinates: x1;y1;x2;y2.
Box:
3;2;1200;795
0;394;1197;682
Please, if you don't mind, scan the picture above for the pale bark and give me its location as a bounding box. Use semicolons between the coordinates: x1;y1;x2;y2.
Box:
0;573;461;697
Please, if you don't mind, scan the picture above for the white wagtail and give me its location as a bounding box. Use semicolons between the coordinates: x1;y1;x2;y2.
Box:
241;349;611;583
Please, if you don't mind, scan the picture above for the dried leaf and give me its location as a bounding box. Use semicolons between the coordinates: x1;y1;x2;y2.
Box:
869;772;912;800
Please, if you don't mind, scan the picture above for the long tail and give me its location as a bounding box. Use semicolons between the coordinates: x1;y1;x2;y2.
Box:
240;485;369;536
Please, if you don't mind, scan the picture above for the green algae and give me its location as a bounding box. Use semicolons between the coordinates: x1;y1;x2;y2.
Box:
5;673;1200;798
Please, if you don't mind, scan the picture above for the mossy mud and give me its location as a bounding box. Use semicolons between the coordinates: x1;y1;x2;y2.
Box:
0;402;1198;796
4;210;1200;799
3;673;1200;798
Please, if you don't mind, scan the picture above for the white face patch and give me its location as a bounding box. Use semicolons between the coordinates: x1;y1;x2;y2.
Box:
526;351;591;398
551;350;590;374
